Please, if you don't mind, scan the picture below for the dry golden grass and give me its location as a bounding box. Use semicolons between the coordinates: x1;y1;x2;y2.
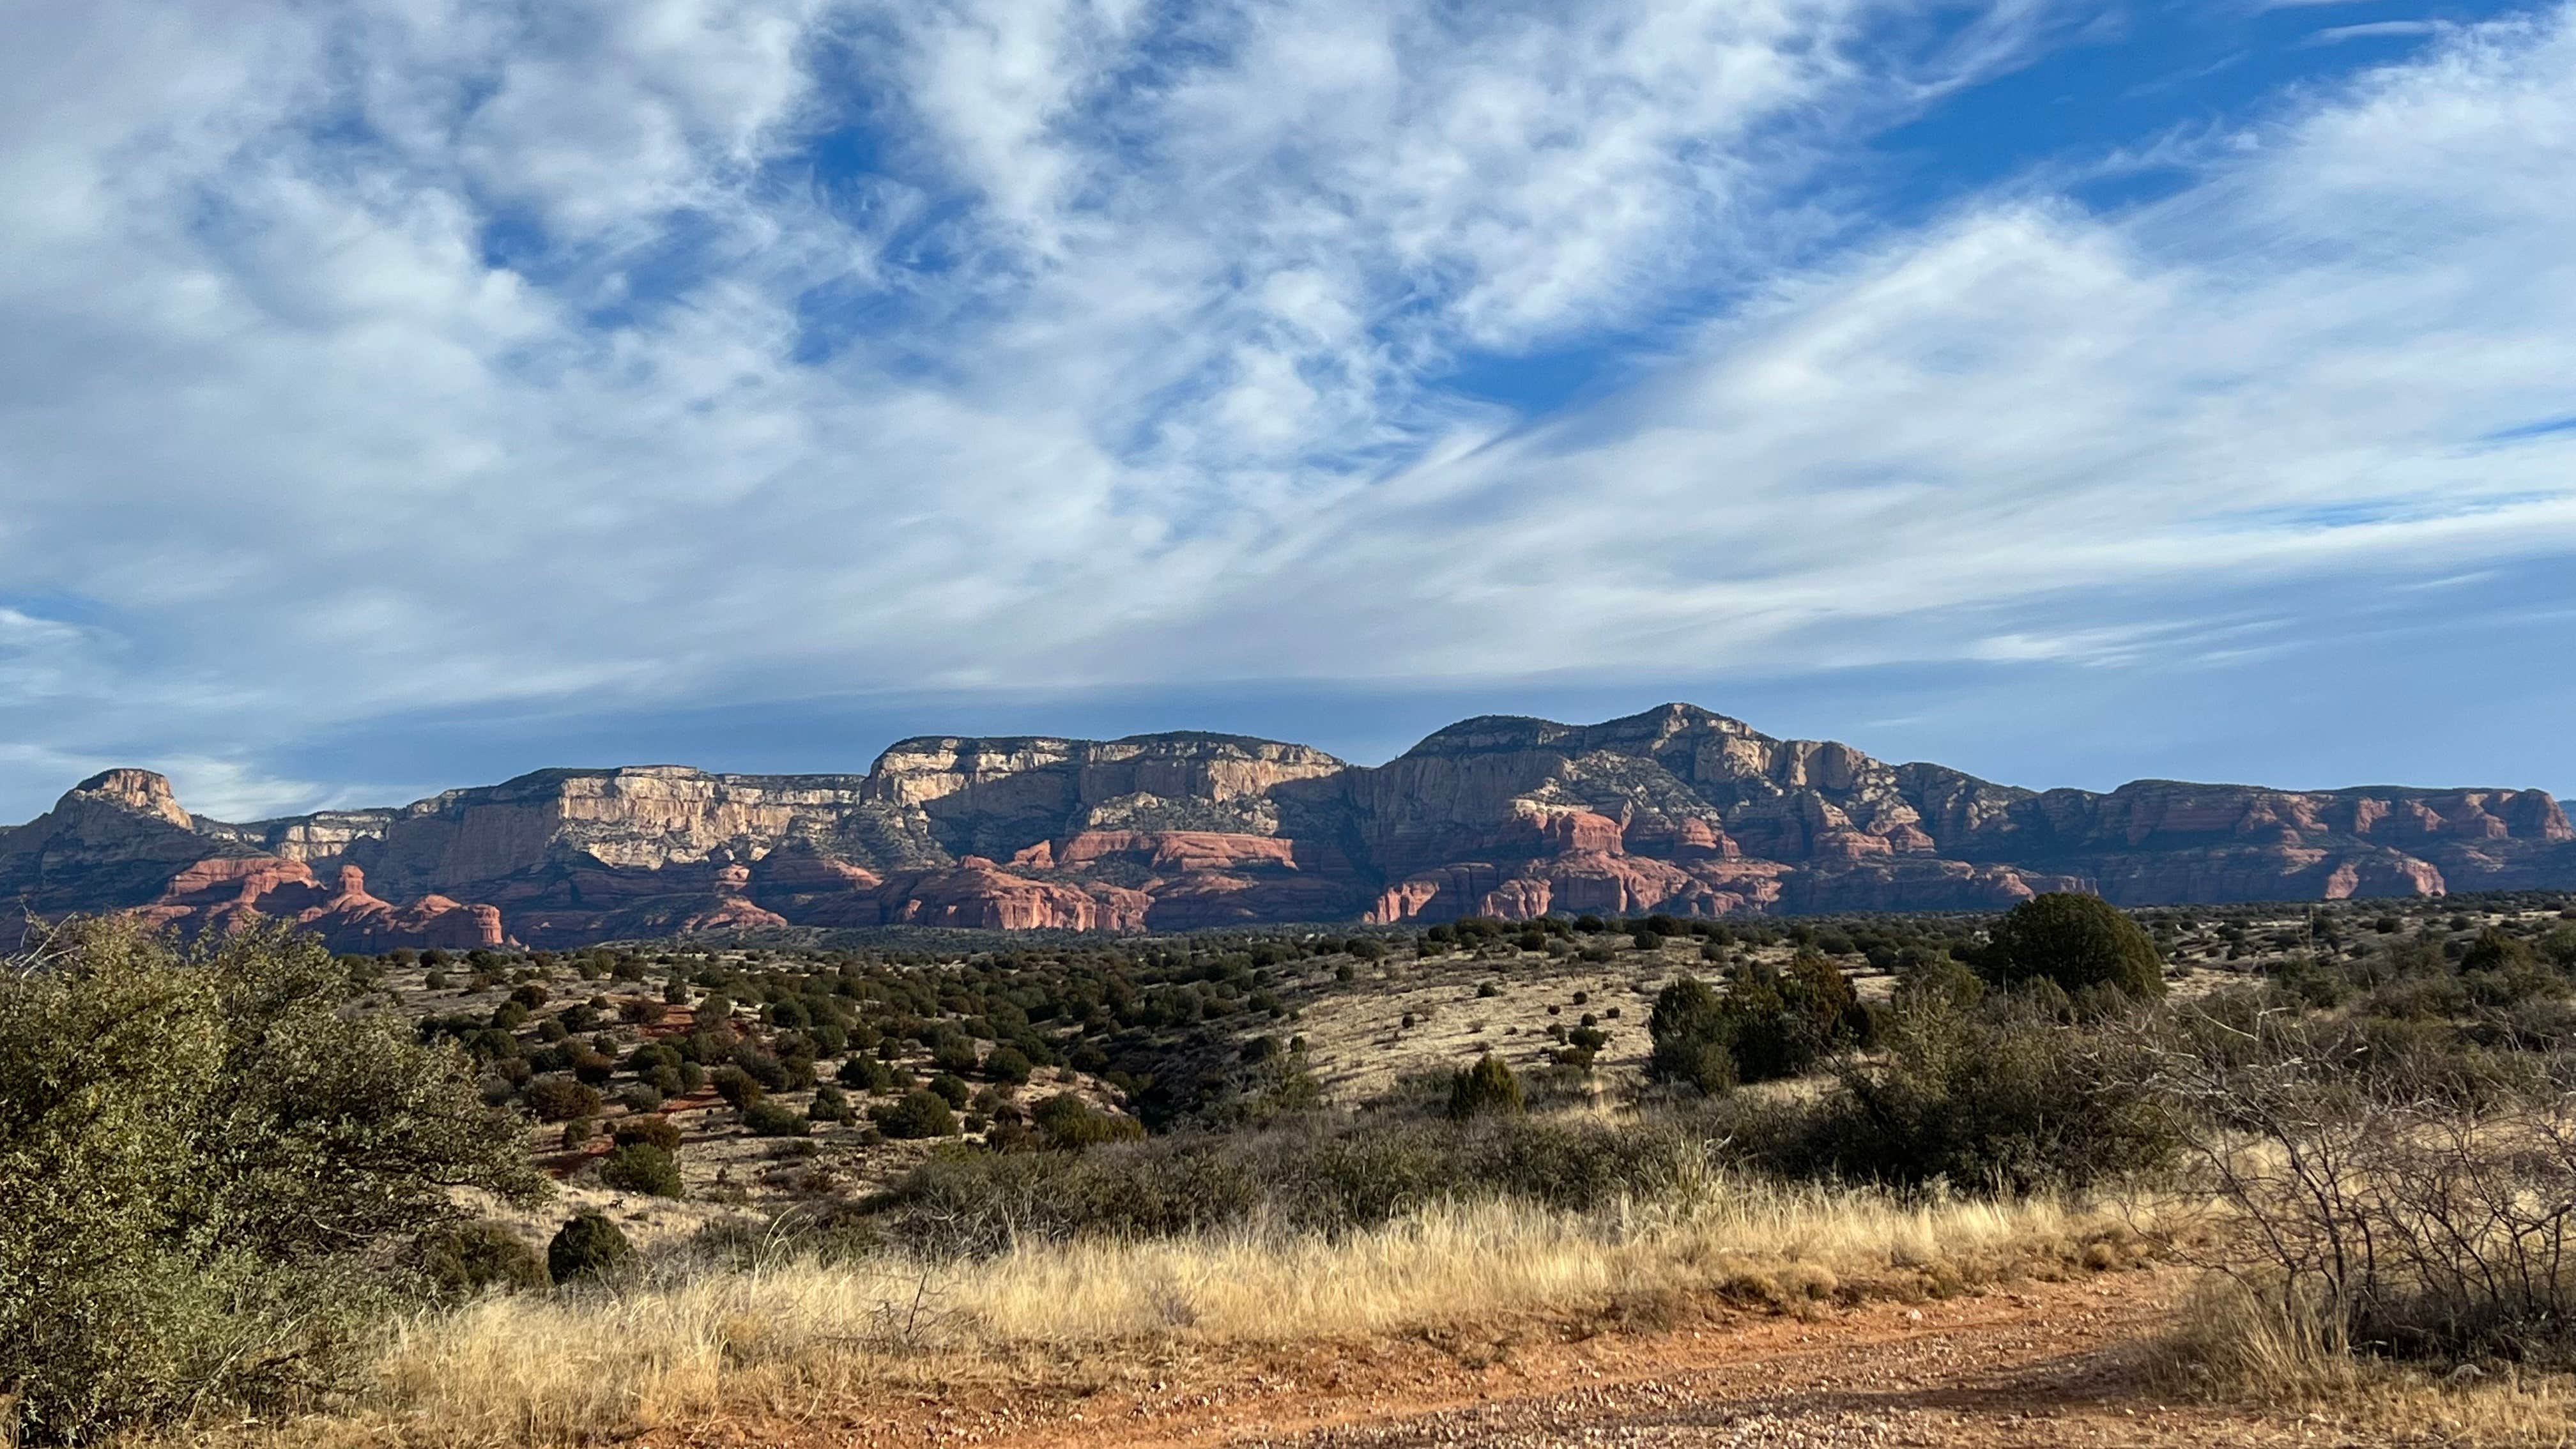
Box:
266;1170;2146;1446
2156;1275;2576;1446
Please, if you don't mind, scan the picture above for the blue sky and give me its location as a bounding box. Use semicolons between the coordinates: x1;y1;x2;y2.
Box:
2;0;2572;822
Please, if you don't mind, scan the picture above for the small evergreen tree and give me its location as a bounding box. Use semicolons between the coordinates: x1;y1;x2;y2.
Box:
1980;893;2165;998
2462;926;2540;974
1647;974;1737;1093
546;1211;634;1284
1446;1053;1526;1119
598;1143;684;1197
742;1100;809;1136
878;1089;958;1139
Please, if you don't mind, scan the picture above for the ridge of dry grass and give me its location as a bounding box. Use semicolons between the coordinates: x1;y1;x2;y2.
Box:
2156;1274;2576;1446
260;1171;2153;1446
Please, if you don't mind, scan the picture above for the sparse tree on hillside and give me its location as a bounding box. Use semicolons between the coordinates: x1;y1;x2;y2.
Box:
1447;1053;1526;1119
1978;892;2165;999
1647;975;1737;1094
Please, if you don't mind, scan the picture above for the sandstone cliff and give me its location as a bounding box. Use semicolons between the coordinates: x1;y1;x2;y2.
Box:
7;704;2570;947
0;772;508;953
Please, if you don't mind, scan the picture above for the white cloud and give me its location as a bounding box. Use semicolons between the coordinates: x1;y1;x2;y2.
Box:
0;610;107;700
2303;19;2450;45
0;0;2572;815
1121;8;2576;681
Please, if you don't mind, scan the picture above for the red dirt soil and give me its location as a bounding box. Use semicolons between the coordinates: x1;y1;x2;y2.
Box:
645;1270;2362;1448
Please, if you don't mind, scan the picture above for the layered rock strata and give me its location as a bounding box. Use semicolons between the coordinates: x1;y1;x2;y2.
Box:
6;705;2568;949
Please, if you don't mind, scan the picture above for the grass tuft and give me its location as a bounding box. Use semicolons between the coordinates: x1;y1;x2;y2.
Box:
2158;1275;2576;1446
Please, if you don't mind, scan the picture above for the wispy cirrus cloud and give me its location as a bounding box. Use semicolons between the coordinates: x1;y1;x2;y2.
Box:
1130;6;2576;683
2302;19;2450;44
0;0;2570;818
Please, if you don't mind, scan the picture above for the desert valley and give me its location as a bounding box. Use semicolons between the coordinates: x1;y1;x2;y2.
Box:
13;0;2576;1442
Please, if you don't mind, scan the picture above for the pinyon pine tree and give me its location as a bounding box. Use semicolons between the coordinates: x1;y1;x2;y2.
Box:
0;917;540;1443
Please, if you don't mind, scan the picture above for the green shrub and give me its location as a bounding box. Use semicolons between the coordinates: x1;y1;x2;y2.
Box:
880;1114;1705;1254
413;1221;548;1297
2267;957;2353;1010
710;1064;763;1108
2367;972;2472;1020
0;919;537;1442
877;1089;958;1139
839;1054;893;1091
809;1084;854;1123
525;1073;602;1122
598;1143;684;1197
984;1045;1034;1084
1979;893;2165;998
613;1114;683;1153
1647;975;1733;1092
735;1048;793;1091
1719;976;2174;1193
1732;953;1859;1080
931;1036;981;1077
1555;1024;1609;1070
1446;1053;1526;1119
1029;1092;1144;1151
546;1211;634;1284
2461;927;2540;974
1646;958;1857;1091
742;1100;809;1137
2545;925;2576;969
928;1071;971;1108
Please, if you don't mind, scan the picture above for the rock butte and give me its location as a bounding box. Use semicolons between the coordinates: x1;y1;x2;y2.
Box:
3;705;2568;952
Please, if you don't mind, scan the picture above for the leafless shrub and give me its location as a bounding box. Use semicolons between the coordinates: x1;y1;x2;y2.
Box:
2136;1002;2576;1363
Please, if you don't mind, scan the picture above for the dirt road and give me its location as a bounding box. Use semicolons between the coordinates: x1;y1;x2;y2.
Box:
666;1269;2374;1448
